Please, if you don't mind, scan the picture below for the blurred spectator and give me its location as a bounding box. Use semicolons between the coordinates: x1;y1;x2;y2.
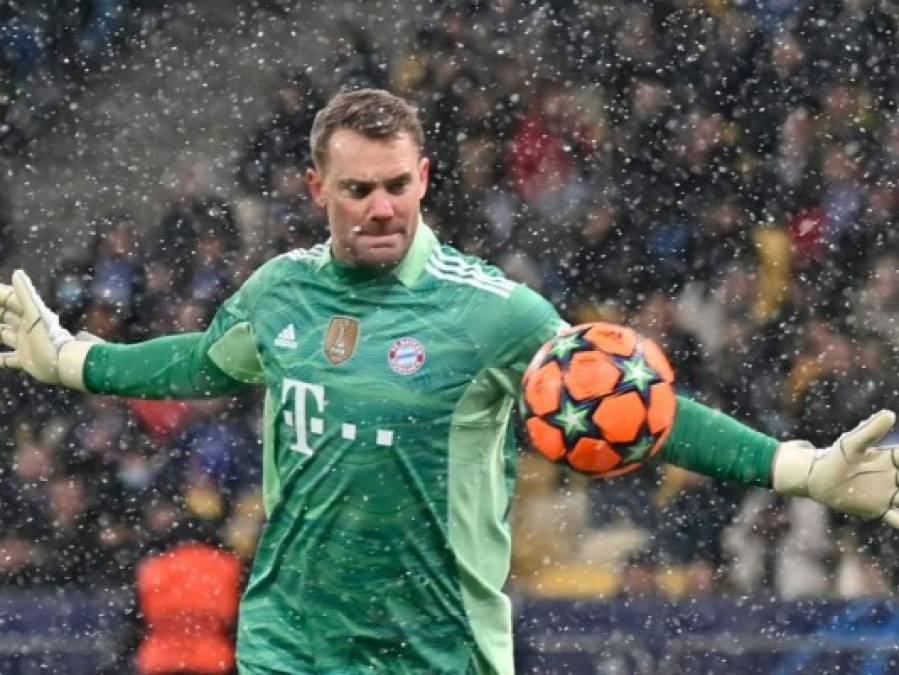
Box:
0;422;54;583
239;70;323;197
632;291;705;394
170;397;260;498
333;22;388;91
136;538;241;675
138;258;180;335
820;142;865;243
787;319;877;446
87;213;147;341
831;182;899;292
36;474;98;585
774;105;821;214
561;198;640;317
156;192;241;291
724;489;834;599
440;134;512;255
691;193;754;286
851;253;899;349
506;84;594;222
654;466;740;578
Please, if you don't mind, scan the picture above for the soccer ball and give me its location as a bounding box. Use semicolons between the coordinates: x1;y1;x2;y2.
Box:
520;322;676;477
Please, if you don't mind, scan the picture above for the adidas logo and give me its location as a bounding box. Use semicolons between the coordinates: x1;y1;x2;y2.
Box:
274;324;298;349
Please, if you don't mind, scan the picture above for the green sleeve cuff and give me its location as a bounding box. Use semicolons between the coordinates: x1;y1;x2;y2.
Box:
84;333;246;399
659;395;779;487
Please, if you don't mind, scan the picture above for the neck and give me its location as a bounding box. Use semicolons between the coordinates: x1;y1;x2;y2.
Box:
329;251;396;283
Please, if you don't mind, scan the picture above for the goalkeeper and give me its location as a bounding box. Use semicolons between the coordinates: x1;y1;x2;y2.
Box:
2;88;898;675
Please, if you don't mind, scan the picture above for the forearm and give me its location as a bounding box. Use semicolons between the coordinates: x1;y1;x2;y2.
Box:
659;396;778;487
84;333;246;398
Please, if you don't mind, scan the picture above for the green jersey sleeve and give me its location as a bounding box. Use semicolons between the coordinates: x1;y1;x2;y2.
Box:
200;267;269;385
660;396;778;487
83;259;280;398
84;333;245;398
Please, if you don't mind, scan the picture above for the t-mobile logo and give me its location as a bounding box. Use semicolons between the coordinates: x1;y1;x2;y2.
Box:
281;377;394;455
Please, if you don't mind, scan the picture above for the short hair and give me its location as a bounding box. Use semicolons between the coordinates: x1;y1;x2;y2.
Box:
309;88;425;171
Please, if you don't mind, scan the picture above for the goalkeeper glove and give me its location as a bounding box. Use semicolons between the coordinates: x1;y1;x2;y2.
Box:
0;270;95;390
772;410;899;528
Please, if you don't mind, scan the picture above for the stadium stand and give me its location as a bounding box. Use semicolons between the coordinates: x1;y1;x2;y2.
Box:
2;0;899;671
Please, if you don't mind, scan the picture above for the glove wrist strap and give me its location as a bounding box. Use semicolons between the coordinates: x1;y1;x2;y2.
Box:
58;340;93;391
772;440;815;496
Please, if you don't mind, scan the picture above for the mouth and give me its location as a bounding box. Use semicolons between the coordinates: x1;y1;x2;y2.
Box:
352;225;404;246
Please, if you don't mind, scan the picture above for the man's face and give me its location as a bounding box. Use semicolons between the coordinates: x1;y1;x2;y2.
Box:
307;129;429;268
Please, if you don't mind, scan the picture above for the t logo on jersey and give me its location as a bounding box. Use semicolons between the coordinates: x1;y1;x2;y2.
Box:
282;378;325;456
323;316;359;365
281;377;395;455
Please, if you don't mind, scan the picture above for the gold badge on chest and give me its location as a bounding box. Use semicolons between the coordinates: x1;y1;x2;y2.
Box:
323;316;359;365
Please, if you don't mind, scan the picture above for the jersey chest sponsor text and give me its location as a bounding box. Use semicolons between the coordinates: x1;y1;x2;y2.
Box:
280;377;396;455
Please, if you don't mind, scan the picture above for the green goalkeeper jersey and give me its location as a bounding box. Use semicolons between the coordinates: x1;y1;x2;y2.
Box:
83;220;778;674
201;221;562;674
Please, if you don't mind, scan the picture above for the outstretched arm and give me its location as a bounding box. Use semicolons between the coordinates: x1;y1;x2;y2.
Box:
662;396;899;528
660;396;778;487
84;333;246;398
0;269;249;399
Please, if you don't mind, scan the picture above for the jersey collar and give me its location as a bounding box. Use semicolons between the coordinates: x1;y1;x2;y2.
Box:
317;216;436;288
391;217;436;288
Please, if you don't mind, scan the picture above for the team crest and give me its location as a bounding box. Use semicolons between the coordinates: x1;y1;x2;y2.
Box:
323;316;359;365
388;337;426;375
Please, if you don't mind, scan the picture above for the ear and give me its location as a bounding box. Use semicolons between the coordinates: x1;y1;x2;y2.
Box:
306;167;327;208
417;157;430;200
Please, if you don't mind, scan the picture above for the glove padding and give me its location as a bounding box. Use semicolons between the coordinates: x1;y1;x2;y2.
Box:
0;270;93;390
773;410;899;528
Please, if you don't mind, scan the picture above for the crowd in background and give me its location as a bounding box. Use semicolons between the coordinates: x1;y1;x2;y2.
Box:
0;0;134;157
1;0;899;622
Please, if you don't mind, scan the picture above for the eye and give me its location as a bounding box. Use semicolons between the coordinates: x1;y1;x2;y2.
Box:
386;180;408;195
345;183;372;198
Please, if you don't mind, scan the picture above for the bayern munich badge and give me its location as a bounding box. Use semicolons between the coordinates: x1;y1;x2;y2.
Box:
387;337;426;375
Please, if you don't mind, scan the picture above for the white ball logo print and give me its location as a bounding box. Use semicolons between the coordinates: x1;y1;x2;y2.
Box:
387;337;426;375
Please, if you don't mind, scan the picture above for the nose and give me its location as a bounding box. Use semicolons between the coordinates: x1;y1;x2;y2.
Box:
370;193;395;221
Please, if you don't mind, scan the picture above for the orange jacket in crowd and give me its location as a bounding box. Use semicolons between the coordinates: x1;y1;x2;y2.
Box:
136;541;242;675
